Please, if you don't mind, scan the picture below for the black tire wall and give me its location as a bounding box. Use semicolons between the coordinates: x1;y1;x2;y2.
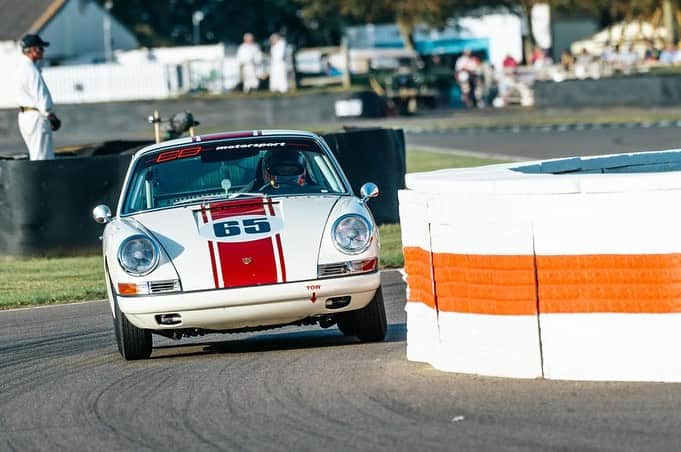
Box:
0;154;131;256
322;128;405;225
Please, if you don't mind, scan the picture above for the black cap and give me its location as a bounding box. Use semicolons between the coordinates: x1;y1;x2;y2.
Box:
19;34;50;49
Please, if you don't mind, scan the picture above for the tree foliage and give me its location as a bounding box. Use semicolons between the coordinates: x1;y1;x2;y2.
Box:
99;0;681;49
296;0;518;49
97;0;323;47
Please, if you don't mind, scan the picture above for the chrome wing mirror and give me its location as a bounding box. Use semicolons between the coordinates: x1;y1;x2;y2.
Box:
92;204;112;224
360;182;379;203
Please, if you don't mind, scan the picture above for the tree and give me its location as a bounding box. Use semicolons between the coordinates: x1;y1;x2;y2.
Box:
297;0;511;51
551;0;680;45
95;0;326;48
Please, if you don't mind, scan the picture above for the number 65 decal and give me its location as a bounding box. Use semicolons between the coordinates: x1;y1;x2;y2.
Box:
214;217;271;237
199;215;283;242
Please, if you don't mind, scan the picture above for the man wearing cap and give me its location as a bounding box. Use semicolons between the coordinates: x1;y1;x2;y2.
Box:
16;34;61;160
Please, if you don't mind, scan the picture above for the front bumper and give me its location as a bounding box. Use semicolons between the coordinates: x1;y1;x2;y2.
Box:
119;272;381;331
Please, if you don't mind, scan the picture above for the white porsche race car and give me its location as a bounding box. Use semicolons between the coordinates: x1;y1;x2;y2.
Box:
93;130;386;360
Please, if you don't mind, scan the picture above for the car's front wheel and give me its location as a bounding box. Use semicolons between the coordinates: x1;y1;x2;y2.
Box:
337;286;387;342
110;277;152;360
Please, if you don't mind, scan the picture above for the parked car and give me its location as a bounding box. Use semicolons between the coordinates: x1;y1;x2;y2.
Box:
93;130;386;360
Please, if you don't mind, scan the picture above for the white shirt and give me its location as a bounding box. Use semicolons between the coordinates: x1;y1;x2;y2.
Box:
269;39;288;92
15;53;53;115
270;39;286;65
236;42;263;67
455;55;478;73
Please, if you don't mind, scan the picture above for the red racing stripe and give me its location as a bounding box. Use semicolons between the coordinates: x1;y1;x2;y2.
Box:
200;205;219;288
208;199;278;288
264;200;287;282
275;233;287;282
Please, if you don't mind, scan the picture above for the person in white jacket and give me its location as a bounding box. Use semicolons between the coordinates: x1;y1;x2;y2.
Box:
15;34;60;160
237;33;263;93
268;33;289;93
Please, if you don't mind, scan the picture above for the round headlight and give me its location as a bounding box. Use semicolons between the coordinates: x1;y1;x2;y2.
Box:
332;215;372;254
117;235;159;276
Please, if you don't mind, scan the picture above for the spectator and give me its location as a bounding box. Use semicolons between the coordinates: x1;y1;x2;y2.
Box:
15;34;61;160
574;49;593;79
560;50;574;72
660;43;678;65
455;49;480;108
616;44;639;73
268;33;289;93
672;45;681;65
502;54;518;73
237;32;263;93
532;47;553;69
643;39;658;63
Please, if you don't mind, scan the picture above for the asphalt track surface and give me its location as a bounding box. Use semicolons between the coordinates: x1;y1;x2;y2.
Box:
2;271;681;451
406;124;681;160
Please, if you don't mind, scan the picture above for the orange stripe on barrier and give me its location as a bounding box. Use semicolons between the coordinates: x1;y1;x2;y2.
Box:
403;247;436;308
433;254;537;315
537;254;681;313
403;248;681;314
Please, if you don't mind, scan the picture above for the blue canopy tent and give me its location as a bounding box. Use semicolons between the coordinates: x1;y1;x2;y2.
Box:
346;24;490;57
414;37;489;55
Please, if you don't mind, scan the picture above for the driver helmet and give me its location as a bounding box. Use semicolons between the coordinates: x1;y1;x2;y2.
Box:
262;149;307;187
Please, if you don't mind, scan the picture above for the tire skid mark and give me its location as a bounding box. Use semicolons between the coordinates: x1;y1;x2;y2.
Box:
0;351;116;403
227;349;383;450
266;365;396;449
257;361;343;444
0;328;109;355
170;361;236;452
1;438;20;452
0;329;111;371
89;366;176;449
184;353;280;452
0;355;122;441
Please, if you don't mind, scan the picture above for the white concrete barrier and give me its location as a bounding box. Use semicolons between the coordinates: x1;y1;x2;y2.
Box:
401;150;681;381
398;190;439;365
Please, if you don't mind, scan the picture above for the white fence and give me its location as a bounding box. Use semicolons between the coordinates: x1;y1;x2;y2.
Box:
0;57;240;108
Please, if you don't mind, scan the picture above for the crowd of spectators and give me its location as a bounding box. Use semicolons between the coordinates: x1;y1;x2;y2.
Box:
452;40;681;109
537;39;681;82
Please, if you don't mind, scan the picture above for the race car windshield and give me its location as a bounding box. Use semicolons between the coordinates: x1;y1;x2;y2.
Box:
121;138;347;214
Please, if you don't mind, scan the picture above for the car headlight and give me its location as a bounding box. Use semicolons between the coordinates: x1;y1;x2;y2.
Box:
117;235;160;276
332;214;372;254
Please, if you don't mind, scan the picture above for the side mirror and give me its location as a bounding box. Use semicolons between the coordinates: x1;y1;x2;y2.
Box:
92;205;112;224
360;182;379;203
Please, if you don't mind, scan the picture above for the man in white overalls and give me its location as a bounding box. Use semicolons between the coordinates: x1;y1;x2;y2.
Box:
268;33;289;93
237;33;263;93
16;34;61;160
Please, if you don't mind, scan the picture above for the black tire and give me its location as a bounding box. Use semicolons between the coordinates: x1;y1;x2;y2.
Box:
337;286;387;342
337;314;357;337
110;277;152;360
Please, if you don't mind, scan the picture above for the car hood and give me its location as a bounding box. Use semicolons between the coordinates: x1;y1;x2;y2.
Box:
132;196;340;291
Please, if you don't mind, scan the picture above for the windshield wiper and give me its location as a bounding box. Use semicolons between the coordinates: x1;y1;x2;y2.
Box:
228;191;265;199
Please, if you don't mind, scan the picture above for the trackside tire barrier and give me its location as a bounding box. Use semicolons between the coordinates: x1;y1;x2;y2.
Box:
400;150;681;382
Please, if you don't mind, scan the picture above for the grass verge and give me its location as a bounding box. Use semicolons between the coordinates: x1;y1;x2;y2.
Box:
0;149;505;309
0;256;105;309
407;148;507;172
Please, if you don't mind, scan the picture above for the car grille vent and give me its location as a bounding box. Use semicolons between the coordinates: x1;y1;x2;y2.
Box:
149;280;181;293
318;263;348;277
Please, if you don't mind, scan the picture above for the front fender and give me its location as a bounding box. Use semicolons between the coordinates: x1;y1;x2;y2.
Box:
102;218;179;296
318;197;380;265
